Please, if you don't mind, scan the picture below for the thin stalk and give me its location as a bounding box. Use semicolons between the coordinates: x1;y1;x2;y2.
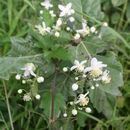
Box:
51;64;58;130
81;42;92;59
2;80;14;130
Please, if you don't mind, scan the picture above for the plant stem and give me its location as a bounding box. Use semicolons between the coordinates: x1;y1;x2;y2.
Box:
81;42;92;59
2;80;14;130
51;64;58;130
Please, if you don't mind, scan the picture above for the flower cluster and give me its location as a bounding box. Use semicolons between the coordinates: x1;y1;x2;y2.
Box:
63;57;111;116
16;63;44;101
35;1;106;40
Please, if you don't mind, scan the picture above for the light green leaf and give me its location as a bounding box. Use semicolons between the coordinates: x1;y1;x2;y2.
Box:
111;0;125;7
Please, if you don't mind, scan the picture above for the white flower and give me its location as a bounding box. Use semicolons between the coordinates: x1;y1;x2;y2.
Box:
35;94;41;100
58;3;72;17
72;109;77;116
84;58;107;77
95;83;99;87
69;17;75;22
98;34;102;39
37;76;44;83
103;22;108;27
75;77;79;80
63;67;68;72
82;74;87;78
91;86;95;89
41;0;53;10
55;31;60;37
23;94;31;101
18;89;22;94
85;107;92;113
15;74;21;80
72;83;78;91
49;10;56;17
21;63;36;78
63;113;67;117
76;19;90;36
75;92;89;106
90;26;96;33
40;10;43;14
66;27;70;31
22;80;26;84
35;22;51;35
71;60;87;72
74;33;80;40
70;101;74;105
101;70;111;84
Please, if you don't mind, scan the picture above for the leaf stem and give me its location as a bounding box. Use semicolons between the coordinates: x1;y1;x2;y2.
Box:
2;80;14;130
51;63;58;130
81;42;92;59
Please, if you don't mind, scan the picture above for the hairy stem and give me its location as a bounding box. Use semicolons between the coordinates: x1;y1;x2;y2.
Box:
2;80;14;130
51;64;58;130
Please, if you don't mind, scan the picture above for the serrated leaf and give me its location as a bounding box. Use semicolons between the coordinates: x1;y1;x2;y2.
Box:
40;92;66;118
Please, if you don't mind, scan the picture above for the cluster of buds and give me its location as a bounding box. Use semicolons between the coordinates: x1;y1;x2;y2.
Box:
16;63;44;101
62;57;111;116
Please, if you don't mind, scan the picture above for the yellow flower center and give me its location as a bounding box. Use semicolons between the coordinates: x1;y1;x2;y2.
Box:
91;68;102;77
80;97;89;106
102;76;111;84
39;27;46;35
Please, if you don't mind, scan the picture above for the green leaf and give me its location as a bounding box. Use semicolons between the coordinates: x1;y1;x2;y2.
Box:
77;112;87;127
111;0;125;7
111;12;120;24
81;0;104;20
90;88;115;118
0;54;42;80
126;2;130;22
40;92;66;118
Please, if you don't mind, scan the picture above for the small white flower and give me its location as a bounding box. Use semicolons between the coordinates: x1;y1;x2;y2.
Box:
18;89;22;94
58;3;72;17
63;67;68;72
101;70;111;84
35;22;51;35
15;74;21;80
66;27;70;31
55;31;60;37
84;58;107;77
21;63;36;78
103;22;108;27
69;17;75;22
35;94;41;100
72;109;77;116
37;76;44;83
22;80;26;84
72;83;78;91
23;94;31;101
49;10;56;17
63;113;67;117
91;86;95;89
82;74;87;78
56;18;62;27
75;77;79;80
71;60;87;72
95;83;99;87
40;10;43;14
90;26;96;33
85;107;92;113
41;0;53;10
75;92;89;106
98;34;102;39
70;101;74;105
76;19;90;36
74;33;80;40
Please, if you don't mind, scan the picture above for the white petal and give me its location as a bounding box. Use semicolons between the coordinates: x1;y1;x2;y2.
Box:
74;60;79;65
70;65;77;71
84;67;92;73
30;70;36;77
58;5;65;11
59;12;65;17
66;3;72;9
80;60;87;65
91;58;97;66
